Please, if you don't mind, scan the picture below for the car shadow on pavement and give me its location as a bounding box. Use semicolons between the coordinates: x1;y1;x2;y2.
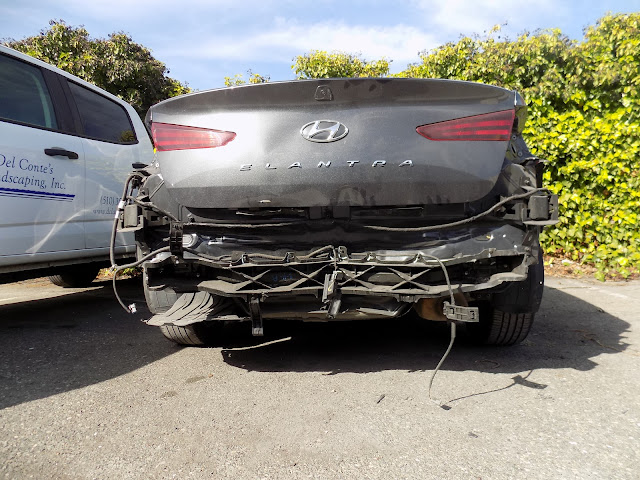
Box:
218;285;634;378
0;278;176;410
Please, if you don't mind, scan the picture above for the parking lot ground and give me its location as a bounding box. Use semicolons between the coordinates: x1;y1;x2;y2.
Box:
0;276;639;479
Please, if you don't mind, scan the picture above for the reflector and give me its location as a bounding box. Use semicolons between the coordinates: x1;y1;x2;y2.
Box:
152;122;236;151
416;110;515;141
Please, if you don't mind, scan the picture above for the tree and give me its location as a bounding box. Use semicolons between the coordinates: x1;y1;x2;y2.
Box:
231;16;638;276
292;50;390;79
224;70;270;87
396;14;640;277
398;27;577;112
4;20;190;116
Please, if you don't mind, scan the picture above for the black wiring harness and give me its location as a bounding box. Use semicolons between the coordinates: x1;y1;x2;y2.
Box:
109;172;171;314
108;177;544;405
362;188;548;232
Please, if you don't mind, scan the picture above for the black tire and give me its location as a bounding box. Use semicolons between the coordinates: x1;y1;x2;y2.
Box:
143;270;179;314
143;269;217;346
467;252;544;346
159;324;209;346
48;264;101;288
475;310;535;346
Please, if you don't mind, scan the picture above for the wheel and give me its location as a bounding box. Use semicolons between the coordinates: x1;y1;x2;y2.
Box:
49;264;101;287
143;269;220;346
159;324;212;346
469;309;535;346
467;252;544;346
143;270;179;314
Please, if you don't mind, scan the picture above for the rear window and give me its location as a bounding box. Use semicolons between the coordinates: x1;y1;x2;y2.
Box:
68;82;136;144
0;54;58;129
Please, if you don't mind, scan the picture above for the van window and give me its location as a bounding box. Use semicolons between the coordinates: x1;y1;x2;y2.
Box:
68;82;136;144
0;54;58;129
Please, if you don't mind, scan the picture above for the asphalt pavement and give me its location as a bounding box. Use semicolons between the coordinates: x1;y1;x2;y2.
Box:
0;275;638;479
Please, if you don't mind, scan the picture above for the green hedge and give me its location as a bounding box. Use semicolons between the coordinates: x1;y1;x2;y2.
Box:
525;102;640;279
398;13;640;278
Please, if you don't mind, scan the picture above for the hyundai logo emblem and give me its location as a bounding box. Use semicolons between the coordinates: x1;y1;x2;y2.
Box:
300;120;348;143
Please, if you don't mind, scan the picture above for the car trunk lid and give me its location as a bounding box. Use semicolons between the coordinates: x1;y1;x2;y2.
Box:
148;78;516;209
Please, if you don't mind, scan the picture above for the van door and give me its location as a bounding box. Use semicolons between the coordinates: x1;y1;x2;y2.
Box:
65;81;142;250
0;53;85;257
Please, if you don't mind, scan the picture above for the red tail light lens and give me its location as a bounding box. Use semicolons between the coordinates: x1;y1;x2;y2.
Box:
152;122;236;151
416;110;515;141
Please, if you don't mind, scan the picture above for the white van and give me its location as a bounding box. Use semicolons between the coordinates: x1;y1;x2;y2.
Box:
0;45;154;286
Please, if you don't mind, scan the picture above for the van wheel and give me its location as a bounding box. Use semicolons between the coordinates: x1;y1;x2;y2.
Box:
49;265;101;288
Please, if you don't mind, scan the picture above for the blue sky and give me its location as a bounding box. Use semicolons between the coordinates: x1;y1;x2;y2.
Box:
2;1;639;91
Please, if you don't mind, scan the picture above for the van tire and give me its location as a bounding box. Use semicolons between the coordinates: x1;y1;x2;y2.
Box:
48;265;101;288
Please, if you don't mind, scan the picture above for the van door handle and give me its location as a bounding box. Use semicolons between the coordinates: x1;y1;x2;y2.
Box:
44;148;79;160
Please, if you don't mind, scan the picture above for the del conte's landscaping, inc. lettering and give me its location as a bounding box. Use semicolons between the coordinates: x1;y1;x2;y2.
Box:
0;153;66;192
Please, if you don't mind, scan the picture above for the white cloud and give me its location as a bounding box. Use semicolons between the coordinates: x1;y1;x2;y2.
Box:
412;0;565;38
164;20;438;69
0;0;599;89
37;0;278;20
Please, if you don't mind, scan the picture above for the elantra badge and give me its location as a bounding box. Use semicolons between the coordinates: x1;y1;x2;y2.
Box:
300;120;348;143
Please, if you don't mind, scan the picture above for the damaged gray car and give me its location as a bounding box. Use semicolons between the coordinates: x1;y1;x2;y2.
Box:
114;78;558;346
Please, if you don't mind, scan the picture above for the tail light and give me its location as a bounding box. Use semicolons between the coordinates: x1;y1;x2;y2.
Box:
416;110;515;141
151;122;236;151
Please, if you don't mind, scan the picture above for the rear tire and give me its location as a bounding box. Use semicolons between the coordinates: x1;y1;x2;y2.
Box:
143;271;179;314
144;269;218;346
48;264;101;288
159;324;209;346
475;310;534;346
467;251;544;346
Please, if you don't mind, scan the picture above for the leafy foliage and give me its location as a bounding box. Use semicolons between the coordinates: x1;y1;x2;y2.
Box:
292;50;390;79
3;20;190;117
224;70;270;87
11;17;636;276
396;13;640;278
527;106;640;279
